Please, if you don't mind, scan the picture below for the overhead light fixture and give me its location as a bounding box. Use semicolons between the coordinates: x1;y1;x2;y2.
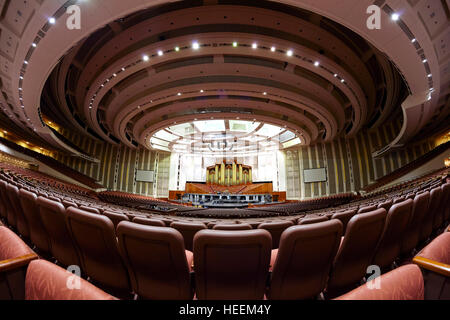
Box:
143;55;149;61
411;38;416;43
157;50;163;56
175;46;180;52
286;50;293;56
32;43;37;47
113;73;117;77
252;43;257;49
271;46;276;52
192;41;200;50
121;67;125;71
232;42;238;47
177;92;182;96
391;13;399;21
19;76;23;80
334;73;338;77
200;89;204;93
427;74;432;78
422;59;427;63
48;17;56;24
24;60;28;64
263;92;267;95
341;79;345;83
314;61;320;67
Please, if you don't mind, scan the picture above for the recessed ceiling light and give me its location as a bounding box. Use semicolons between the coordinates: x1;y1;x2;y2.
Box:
334;73;338;77
24;61;28;64
411;38;416;43
113;73;117;77
175;46;180;52
422;59;427;63
121;67;125;71
19;87;22;91
341;79;345;83
20;76;23;80
157;50;163;56
143;55;149;61
49;17;56;24
232;42;238;47
200;89;204;93
270;46;276;52
177;92;182;96
391;13;399;21
252;43;257;49
263;92;267;95
427;74;432;78
314;61;320;67
137;105;141;109
192;41;200;50
32;43;37;47
286;50;293;56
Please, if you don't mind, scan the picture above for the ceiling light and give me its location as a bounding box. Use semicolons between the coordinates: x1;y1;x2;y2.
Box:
121;67;125;71
334;73;338;77
157;50;163;56
24;61;28;64
341;79;345;83
286;50;293;56
143;55;149;61
411;38;416;43
175;46;180;52
263;92;267;95
113;73;117;77
252;43;257;49
20;76;23;80
19;87;22;91
271;46;276;52
200;90;204;93
427;74;432;78
137;105;141;109
192;41;200;50
422;59;427;63
314;61;320;67
391;13;399;21
32;43;37;47
232;42;238;47
177;92;181;96
48;17;56;24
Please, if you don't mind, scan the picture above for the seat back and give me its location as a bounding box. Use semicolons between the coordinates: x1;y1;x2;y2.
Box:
6;184;29;236
117;221;192;300
102;210;129;229
170;221;207;251
0;180;14;225
0;180;7;220
401;192;429;255
268;220;343;300
213;223;252;230
330;209;356;233
132;216;165;226
327;208;387;297
257;221;294;249
357;205;377;214
421;187;442;241
372;199;413;270
25;260;116;300
193;229;271;300
377;200;393;212
19;189;51;253
434;183;450;230
336;264;424;300
37;197;80;267
79;206;100;214
66;207;130;291
298;215;329;225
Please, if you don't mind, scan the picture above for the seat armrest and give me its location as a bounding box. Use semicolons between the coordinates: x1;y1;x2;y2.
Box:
0;253;38;273
413;256;450;277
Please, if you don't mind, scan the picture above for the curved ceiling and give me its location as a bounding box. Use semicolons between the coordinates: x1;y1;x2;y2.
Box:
0;0;448;156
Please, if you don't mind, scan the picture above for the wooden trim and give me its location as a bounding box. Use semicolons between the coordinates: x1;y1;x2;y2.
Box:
0;253;38;273
413;256;450;277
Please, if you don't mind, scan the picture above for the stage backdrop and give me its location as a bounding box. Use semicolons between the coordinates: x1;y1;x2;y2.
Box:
168;151;286;192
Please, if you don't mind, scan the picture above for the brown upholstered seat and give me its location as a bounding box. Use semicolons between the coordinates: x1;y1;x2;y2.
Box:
0;181;15;228
257;221;294;249
102;210;129;229
193;229;271;300
78;205;101;214
25;260;117;300
132;216;165;227
420;187;442;242
66;207;130;291
372;199;413;270
330;209;356;234
213;223;252;230
357;204;378;214
37;197;81;267
170;221;207;251
268;220;343;300
298;215;328;225
377;200;393;212
0;181;8;222
326;208;387;297
6;184;30;237
400;192;429;256
19;189;52;254
433;183;450;232
335;264;424;300
117;221;193;300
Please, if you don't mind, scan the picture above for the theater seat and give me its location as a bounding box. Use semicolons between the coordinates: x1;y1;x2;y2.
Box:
298;215;328;225
0;226;38;299
213;223;252;230
267;220;342;300
37;197;81;267
420;187;442;242
400;192;429;256
335;264;424;300
102;210;129;229
170;221;207;252
25;260;116;300
6;184;29;238
66;207;130;292
413;232;450;300
331;209;356;234
326;208;387;298
357;205;377;214
117;222;193;300
372;199;413;270
257;221;294;249
434;183;450;231
132;216;165;227
193;229;271;300
19;189;52;254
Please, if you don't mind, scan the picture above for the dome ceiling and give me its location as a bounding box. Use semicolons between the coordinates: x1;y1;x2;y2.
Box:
39;0;406;151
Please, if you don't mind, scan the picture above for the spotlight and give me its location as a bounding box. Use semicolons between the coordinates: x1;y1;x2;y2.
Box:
391;13;399;21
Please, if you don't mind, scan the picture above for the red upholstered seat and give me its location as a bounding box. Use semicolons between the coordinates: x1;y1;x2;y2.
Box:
335;264;424;300
25;260;117;300
0;226;34;261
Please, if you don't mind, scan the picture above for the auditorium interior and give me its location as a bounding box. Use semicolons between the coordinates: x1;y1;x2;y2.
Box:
0;0;449;303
